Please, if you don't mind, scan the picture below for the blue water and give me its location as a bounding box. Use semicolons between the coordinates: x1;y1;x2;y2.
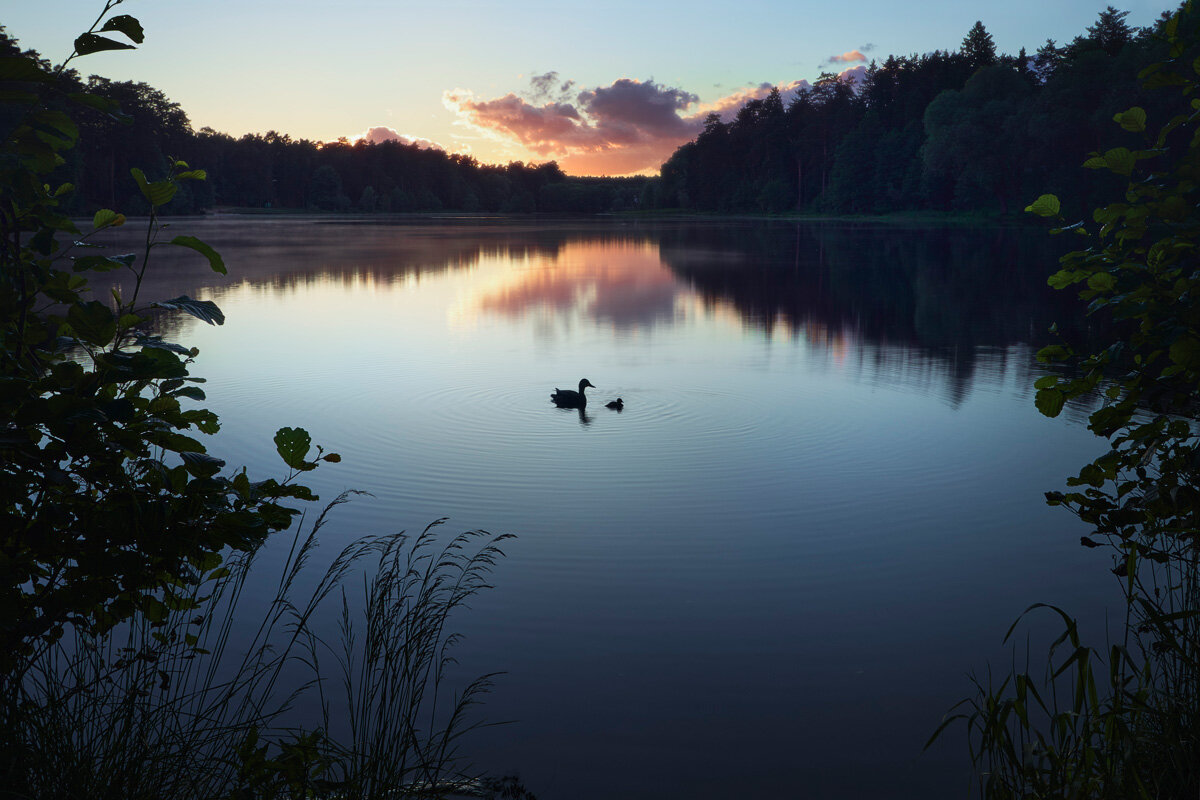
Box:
116;217;1117;798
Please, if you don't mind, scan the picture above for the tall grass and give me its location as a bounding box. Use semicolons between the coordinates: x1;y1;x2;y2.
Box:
932;525;1200;799
0;494;515;800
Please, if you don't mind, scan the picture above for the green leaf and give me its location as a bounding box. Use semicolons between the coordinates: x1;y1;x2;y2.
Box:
100;14;145;44
1048;270;1082;290
1025;194;1061;217
0;55;53;82
1036;388;1066;418
28;110;79;146
1103;147;1136;176
153;296;225;326
181;451;225;478
174;169;207;181
93;208;125;229
274;427;313;470
1168;336;1200;369
1113;106;1146;132
72;253;136;272
73;33;136;56
170;236;226;275
1087;273;1116;292
130;167;178;206
172;386;206;402
67;301;117;346
142;597;168;624
1037;344;1071;363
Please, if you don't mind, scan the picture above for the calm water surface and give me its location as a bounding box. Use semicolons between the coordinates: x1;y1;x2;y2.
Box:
117;217;1117;799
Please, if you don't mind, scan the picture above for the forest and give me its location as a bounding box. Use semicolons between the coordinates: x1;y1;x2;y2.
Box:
0;6;1179;220
0;28;647;216
654;6;1178;216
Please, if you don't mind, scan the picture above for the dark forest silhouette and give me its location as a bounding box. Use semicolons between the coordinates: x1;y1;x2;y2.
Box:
653;6;1173;216
0;5;1175;218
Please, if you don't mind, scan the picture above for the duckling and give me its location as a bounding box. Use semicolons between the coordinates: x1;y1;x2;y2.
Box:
551;378;594;408
605;398;624;410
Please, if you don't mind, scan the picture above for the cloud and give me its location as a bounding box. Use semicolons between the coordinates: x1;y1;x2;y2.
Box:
351;126;446;150
444;76;702;175
473;240;679;329
828;49;868;64
443;91;588;154
837;65;869;87
692;79;810;121
577;79;698;142
526;71;576;103
444;72;859;176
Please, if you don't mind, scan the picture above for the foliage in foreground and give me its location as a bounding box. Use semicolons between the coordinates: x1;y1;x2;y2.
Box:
0;0;340;678
933;3;1200;797
1;3;518;796
4;502;513;800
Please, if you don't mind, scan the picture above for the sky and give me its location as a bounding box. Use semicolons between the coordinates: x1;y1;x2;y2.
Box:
4;0;1173;176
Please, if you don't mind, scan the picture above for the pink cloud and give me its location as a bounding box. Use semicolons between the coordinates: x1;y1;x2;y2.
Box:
443;91;590;155
837;65;869;87
443;72;859;176
692;79;811;122
351;126;446;150
828;49;868;64
445;78;702;174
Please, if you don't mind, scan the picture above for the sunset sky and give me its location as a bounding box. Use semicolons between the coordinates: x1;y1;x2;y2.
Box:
7;0;1170;175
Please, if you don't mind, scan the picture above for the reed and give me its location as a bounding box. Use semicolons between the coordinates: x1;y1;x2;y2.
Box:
931;528;1200;799
0;495;514;800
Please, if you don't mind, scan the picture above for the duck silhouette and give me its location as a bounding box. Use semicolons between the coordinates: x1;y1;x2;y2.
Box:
551;378;594;408
605;398;624;410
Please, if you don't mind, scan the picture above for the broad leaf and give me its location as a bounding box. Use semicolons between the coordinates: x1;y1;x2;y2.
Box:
1169;336;1200;369
181;451;225;478
153;296;225;326
0;55;53;82
1035;388;1066;418
100;14;145;44
67;301;117;346
73;33;136;56
1103;147;1136;176
72;253;136;272
170;235;226;274
274;427;314;470
130;167;178;206
1113;106;1146;132
1025;194;1060;217
92;208;125;228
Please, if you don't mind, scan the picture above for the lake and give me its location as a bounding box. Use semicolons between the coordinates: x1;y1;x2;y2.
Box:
106;215;1118;798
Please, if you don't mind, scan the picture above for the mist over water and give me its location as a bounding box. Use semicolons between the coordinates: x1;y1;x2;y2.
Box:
108;216;1116;799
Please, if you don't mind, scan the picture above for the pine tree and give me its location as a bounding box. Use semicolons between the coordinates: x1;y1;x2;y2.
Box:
1086;5;1132;56
960;21;997;71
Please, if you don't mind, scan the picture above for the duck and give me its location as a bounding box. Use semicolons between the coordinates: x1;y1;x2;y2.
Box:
551;378;594;408
605;398;624;410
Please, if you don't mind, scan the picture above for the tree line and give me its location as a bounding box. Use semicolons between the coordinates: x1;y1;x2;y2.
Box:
0;27;647;216
649;6;1180;217
0;6;1180;219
